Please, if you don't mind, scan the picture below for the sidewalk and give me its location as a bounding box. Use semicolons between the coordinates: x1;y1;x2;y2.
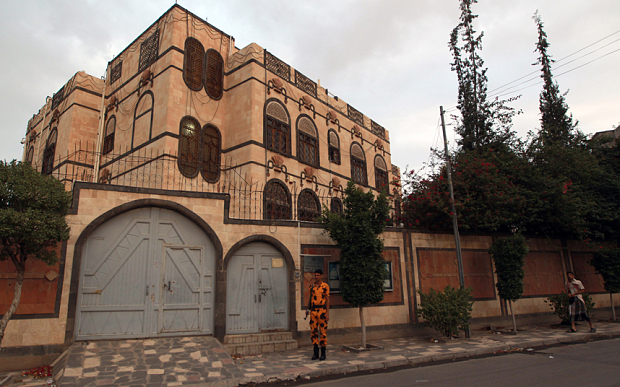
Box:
2;321;619;387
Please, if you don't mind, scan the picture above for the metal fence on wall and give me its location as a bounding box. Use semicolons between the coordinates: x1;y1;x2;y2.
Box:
32;144;400;222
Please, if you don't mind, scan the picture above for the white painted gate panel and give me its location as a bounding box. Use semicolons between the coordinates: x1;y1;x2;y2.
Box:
76;207;215;340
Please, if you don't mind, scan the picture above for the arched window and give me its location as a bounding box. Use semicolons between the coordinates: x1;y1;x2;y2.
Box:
132;91;154;148
375;155;389;192
297;116;318;167
200;124;221;183
26;146;34;165
330;197;343;215
103;116;116;155
265;99;291;155
350;142;367;185
42;129;58;175
178;118;222;182
183;37;205;91
178;116;200;178
264;179;292;220
328;130;340;164
298;189;320;221
204;49;224;100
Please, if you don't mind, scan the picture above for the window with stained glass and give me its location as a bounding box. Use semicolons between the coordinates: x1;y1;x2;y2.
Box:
26;146;34;165
330;197;343;215
204;49;224;100
200;124;221;183
350;142;367;185
264;179;292;220
103;116;116;154
178;117;200;178
328;130;340;164
375;155;389;192
265;100;290;155
297;116;318;167
42;129;57;175
184;38;205;91
298;189;320;221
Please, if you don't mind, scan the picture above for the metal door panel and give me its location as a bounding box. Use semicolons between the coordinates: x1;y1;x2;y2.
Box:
226;255;257;333
226;243;288;334
160;246;202;332
258;255;287;331
76;207;215;340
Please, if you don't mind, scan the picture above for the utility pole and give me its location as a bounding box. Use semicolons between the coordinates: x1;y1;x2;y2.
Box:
440;106;469;338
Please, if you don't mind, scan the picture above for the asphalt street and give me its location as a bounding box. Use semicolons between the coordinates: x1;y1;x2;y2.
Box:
302;338;620;387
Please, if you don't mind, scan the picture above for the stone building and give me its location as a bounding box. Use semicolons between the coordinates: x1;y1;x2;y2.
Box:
6;4;405;354
2;4;611;363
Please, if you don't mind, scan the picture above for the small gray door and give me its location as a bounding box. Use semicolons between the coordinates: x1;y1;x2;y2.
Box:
76;207;215;340
226;242;288;334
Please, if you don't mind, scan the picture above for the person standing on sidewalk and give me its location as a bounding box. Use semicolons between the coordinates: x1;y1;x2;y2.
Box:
566;271;596;333
306;269;330;360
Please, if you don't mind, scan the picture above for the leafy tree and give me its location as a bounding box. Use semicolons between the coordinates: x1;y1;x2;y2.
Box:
590;248;620;321
318;180;389;348
417;285;474;338
525;14;620;243
532;12;577;148
449;0;518;151
400;146;532;234
488;233;529;333
0;161;71;347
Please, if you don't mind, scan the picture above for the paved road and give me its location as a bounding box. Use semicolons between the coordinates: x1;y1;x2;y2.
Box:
304;338;620;387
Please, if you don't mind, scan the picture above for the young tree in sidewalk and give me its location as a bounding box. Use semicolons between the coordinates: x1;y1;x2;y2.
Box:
318;180;389;349
488;233;529;333
0;161;71;347
590;248;620;321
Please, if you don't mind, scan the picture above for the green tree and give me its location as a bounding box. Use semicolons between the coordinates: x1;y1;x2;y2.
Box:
524;13;620;243
449;0;518;151
532;12;577;148
488;233;529;333
0;161;71;347
590;248;620;321
318;180;389;348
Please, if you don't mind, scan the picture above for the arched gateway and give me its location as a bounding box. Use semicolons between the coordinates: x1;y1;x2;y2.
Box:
75;207;216;340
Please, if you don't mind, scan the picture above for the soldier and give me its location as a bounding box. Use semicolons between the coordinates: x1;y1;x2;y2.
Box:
306;269;330;360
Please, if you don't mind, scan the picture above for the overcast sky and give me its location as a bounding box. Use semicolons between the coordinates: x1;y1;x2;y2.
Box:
1;0;618;176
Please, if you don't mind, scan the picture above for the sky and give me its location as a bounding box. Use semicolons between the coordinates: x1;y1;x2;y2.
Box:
1;0;618;176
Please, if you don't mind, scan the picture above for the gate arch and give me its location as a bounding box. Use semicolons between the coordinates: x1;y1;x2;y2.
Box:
69;199;223;341
219;236;296;337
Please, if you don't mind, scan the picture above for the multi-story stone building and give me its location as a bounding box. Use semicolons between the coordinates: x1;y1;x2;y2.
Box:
8;4;405;353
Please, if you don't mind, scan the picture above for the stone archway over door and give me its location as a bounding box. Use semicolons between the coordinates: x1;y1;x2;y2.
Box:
226;242;288;334
75;207;215;340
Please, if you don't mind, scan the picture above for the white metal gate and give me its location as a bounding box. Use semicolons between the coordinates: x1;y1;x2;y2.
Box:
226;242;288;334
75;207;215;340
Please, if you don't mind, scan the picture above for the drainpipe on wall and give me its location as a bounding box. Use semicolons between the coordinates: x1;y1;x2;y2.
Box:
93;64;110;182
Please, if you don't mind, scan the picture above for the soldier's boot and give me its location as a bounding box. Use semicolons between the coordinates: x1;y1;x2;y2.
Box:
319;346;326;361
311;345;319;360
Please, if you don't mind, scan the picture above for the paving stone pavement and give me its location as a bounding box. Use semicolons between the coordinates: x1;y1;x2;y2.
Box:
2;322;619;386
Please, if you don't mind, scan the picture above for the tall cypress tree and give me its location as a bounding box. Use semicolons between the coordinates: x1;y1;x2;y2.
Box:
449;0;492;150
533;12;577;147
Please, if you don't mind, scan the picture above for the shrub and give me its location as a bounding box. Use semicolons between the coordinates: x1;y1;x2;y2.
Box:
417;285;474;338
545;292;596;323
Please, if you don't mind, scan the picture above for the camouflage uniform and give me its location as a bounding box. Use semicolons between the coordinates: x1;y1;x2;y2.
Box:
309;282;330;346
